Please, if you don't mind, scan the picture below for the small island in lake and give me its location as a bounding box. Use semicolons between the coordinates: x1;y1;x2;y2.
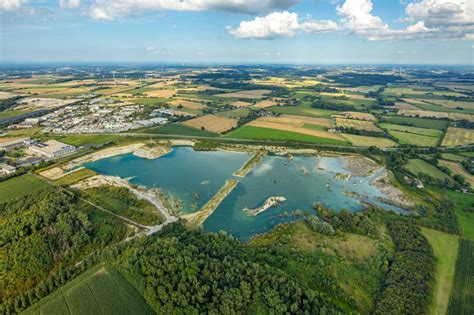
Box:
243;196;287;216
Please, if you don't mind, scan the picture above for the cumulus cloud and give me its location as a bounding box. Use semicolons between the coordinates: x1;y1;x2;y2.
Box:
227;11;338;38
59;0;80;9
405;0;473;26
0;0;22;11
89;0;298;20
227;11;299;38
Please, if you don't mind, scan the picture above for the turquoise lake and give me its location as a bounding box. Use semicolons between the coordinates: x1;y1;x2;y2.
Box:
85;146;402;240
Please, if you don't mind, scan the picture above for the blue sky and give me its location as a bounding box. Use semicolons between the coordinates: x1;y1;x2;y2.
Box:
0;0;472;64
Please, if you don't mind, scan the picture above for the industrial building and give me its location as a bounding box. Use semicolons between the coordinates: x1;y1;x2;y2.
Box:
30;140;76;158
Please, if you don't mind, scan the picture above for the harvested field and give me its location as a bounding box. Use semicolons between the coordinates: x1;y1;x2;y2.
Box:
168;99;205;109
182;114;238;133
341;111;376;121
320;92;367;100
13;97;77;110
442;127;474;147
231;101;253;108
0;91;19;99
247;116;342;141
394;102;419;110
215;89;271;99
144;89;176;98
335;118;382;132
399;109;474;122
340;134;398;147
253;100;278;108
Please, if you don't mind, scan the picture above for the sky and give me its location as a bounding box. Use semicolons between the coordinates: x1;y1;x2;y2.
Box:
0;0;473;64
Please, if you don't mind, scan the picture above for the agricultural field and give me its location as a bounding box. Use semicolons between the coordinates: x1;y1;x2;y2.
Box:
228;125;348;145
143;89;176;98
341;111;376;121
24;264;154;315
447;191;474;241
421;228;459;315
182;114;238;133
442;128;474;147
379;123;442;147
382;116;448;130
231;101;253;108
339;134;397;148
214;89;271;99
0;174;49;203
441;153;467;162
253;100;278;108
399;109;474;122
335;118;382;132
269;99;337;118
246;115;343;141
168;99;206;110
215;108;250;119
403;159;451;180
58;134;117;146
438;160;474;187
448;240;474;315
144;123;218;137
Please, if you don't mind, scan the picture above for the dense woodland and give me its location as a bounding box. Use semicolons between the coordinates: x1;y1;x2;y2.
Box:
0;188;126;311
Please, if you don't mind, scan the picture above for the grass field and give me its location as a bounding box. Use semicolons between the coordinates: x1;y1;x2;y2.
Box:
144;123;218;137
441;153;466;162
412;101;474;115
55;168;97;186
4;127;44;137
339;134;398;148
438;160;474;187
228;125;348;145
448;239;474;315
182;114;238;133
442;127;474;147
0;174;49;203
0;109;29;119
447;191;474;241
269;102;337;118
382;116;448;130
421;227;459;315
387;130;440;147
24;264;153;315
59;134;117;146
403;159;451;180
379;123;443;137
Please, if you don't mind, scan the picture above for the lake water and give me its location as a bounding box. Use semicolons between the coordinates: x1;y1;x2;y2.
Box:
85;146;401;240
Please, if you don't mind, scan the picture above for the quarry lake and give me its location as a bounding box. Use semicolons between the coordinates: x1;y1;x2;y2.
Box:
85;146;402;240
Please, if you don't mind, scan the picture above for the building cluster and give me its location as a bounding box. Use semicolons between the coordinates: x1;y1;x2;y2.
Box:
0;137;76;176
15;98;170;134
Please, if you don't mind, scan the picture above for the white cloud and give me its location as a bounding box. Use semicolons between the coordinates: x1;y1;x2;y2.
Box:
227;11;300;38
60;0;80;9
227;11;338;38
337;0;387;33
405;0;473;26
89;0;298;20
300;19;339;33
0;0;22;11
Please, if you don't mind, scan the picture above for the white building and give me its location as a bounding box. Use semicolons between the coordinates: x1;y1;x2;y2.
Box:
0;163;16;175
30;140;76;158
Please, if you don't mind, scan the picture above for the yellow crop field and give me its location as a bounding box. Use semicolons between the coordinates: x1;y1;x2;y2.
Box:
168;99;205;109
255;115;332;128
145;89;176;98
335;118;382;132
231;101;253;108
438;160;474;187
442;128;474;147
340;134;398;147
253;100;278;108
182;114;238;133
215;89;271;99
